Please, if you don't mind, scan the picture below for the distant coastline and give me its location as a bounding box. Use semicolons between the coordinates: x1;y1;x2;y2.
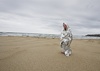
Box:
86;34;100;37
0;32;100;39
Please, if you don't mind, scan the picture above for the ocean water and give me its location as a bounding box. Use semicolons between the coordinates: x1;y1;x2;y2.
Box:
0;32;59;38
0;32;100;39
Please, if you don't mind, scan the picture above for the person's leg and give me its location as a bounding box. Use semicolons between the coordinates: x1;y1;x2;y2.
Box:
65;40;72;56
65;50;69;56
68;41;72;55
64;46;70;56
68;48;72;55
60;39;72;56
60;41;65;54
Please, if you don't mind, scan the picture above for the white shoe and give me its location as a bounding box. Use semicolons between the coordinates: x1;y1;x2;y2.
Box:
66;53;69;56
65;50;69;56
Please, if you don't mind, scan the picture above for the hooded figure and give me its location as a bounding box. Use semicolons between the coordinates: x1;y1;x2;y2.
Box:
60;23;73;56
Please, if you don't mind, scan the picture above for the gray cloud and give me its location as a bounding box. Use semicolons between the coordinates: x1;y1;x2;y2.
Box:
0;0;100;35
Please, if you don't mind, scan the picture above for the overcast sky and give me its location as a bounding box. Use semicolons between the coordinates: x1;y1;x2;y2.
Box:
0;0;100;35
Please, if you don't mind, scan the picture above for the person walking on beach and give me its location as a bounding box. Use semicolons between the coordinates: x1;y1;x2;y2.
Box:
60;23;73;56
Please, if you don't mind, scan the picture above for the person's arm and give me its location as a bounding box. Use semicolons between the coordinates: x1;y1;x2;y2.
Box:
64;30;72;41
60;31;64;40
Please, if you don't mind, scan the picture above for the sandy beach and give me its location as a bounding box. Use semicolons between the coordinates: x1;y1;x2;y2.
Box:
0;36;100;71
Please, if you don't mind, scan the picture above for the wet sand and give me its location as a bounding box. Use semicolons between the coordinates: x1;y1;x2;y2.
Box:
0;36;100;71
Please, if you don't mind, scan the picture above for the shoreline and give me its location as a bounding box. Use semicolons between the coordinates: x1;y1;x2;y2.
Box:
0;32;100;39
